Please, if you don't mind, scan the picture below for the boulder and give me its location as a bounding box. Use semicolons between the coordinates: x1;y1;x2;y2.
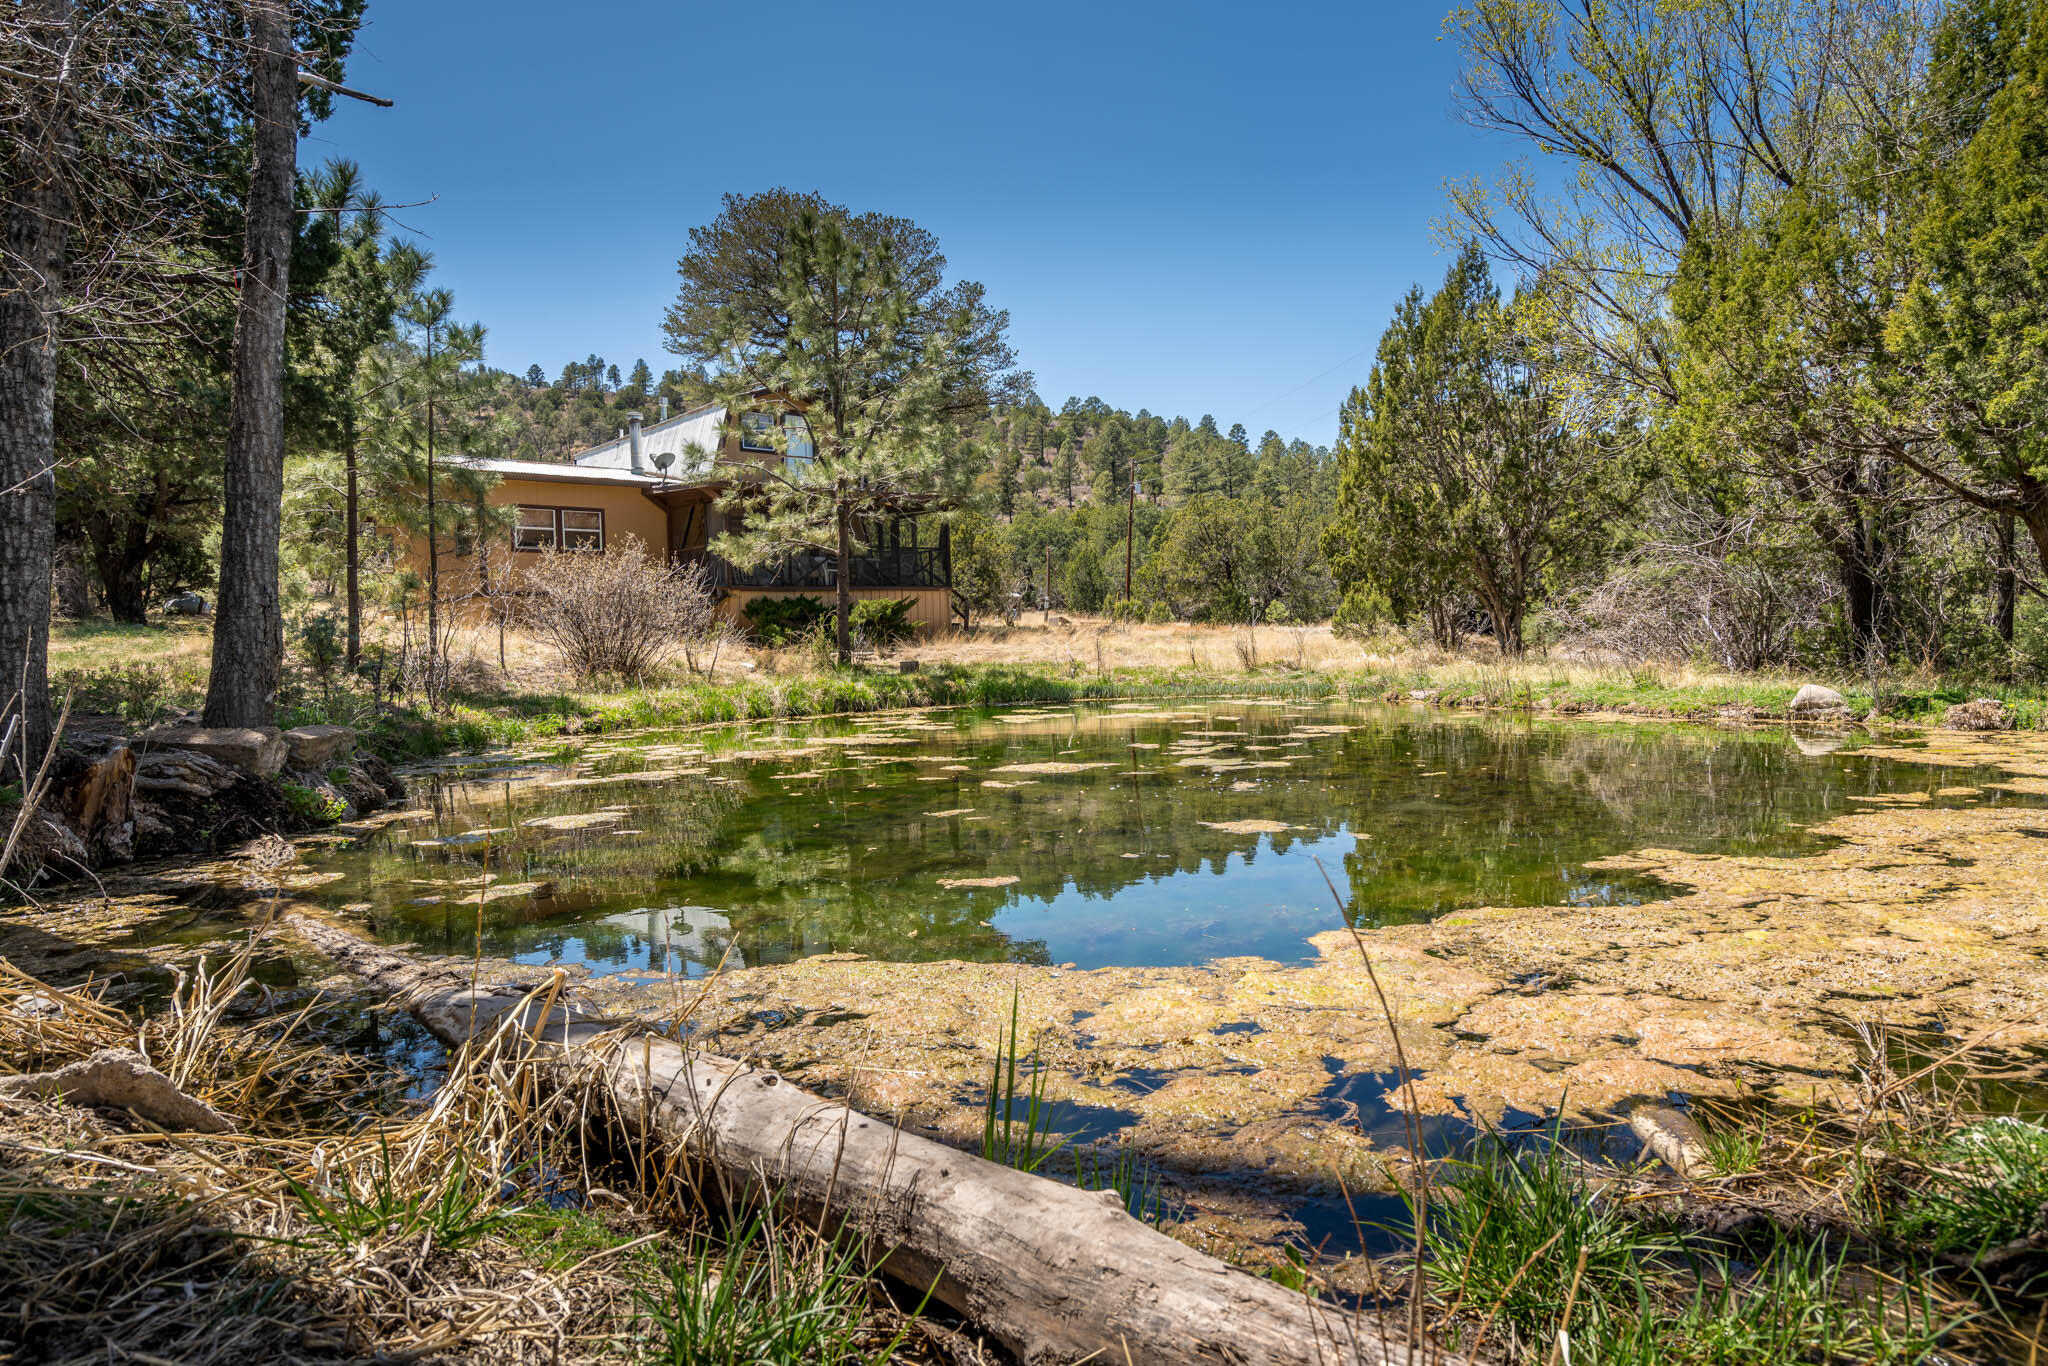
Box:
283;724;355;770
138;724;286;777
1788;683;1849;717
1941;697;2015;732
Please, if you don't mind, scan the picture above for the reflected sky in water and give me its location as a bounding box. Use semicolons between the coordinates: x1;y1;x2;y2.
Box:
303;702;2010;974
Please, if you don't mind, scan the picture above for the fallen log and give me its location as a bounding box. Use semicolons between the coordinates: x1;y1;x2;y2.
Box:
284;908;1473;1366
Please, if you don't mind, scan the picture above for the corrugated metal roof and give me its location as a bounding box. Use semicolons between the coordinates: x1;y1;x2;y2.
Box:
570;401;725;480
449;456;666;488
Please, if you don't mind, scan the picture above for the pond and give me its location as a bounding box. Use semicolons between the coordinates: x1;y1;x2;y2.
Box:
297;700;2016;978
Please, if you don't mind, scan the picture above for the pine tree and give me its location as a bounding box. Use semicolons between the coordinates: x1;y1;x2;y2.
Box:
671;195;1017;661
523;363;545;387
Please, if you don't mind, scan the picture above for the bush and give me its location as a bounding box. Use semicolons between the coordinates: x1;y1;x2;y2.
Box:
849;597;916;649
1143;600;1173;625
741;594;831;645
517;543;717;682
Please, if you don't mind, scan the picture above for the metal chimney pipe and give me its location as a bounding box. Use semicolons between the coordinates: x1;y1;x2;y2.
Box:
659;395;670;421
627;412;645;472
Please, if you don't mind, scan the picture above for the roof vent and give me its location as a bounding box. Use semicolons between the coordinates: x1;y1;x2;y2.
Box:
627;412;645;473
659;395;670;421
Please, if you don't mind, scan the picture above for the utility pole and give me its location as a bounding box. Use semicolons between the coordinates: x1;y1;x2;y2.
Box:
424;321;439;708
1045;544;1052;624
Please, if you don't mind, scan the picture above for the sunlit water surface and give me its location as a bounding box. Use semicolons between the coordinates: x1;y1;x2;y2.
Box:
297;701;2009;977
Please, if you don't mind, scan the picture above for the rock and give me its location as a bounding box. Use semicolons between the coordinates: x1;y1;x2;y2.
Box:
133;747;241;798
1788;683;1848;716
1941;698;2015;732
139;724;287;777
899;659;921;674
162;591;209;615
283;724;355;769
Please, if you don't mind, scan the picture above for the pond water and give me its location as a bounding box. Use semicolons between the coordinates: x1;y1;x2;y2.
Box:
297;700;2014;978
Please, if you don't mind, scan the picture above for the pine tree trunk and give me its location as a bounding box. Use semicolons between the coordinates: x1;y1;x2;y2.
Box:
835;497;852;665
425;394;440;706
204;0;296;728
345;425;361;669
0;0;73;775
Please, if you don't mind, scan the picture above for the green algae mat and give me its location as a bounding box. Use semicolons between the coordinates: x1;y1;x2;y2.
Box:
294;700;2018;977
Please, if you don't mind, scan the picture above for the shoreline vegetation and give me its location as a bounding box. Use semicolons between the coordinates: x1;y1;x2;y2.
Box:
45;616;2048;766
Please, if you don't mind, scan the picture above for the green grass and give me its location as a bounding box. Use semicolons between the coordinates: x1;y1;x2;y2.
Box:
45;617;2048;767
980;987;1064;1175
636;1205;914;1366
282;1137;513;1255
1890;1117;2048;1259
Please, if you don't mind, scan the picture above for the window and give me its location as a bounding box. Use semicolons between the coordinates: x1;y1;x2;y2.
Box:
782;413;814;468
513;505;605;552
514;506;557;551
561;508;603;550
739;411;778;452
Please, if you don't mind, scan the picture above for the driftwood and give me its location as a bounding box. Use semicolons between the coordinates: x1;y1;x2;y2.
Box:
1628;1103;1714;1181
284;909;1473;1366
0;1047;235;1133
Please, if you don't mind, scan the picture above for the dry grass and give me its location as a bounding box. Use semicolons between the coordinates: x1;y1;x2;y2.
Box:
0;919;956;1365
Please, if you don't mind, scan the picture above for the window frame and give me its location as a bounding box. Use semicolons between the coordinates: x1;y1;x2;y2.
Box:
512;504;605;553
738;411;779;453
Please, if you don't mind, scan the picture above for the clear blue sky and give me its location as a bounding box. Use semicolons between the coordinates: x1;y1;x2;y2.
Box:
315;1;1507;448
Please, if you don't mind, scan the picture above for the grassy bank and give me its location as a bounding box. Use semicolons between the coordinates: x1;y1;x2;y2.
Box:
47;616;2048;764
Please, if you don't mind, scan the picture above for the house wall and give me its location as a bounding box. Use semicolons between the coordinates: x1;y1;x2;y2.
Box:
399;476;668;599
719;587;953;637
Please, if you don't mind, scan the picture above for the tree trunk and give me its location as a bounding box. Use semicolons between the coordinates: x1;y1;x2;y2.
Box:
204;0;296;728
345;424;361;669
1994;513;2017;653
0;0;74;775
834;496;852;665
425;393;439;706
283;910;1466;1366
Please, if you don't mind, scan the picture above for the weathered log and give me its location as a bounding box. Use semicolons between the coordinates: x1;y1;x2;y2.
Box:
284;908;1472;1366
0;1047;235;1133
1628;1103;1714;1181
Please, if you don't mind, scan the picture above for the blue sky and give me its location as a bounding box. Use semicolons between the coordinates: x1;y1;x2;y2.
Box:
316;2;1508;447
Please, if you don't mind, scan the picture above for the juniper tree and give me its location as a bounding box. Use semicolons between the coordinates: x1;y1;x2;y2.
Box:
666;191;1020;663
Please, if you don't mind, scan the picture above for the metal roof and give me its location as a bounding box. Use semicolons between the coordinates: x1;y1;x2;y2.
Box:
448;456;667;488
570;401;725;481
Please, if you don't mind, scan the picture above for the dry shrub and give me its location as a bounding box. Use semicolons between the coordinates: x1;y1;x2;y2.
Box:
517;544;717;683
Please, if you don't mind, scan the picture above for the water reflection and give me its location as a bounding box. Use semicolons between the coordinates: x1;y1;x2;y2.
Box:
305;702;2012;973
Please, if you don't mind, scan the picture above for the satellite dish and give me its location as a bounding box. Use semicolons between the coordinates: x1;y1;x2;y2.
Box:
653;450;675;472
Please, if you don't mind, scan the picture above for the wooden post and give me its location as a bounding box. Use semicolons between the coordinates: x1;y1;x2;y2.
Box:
1044;543;1052;623
1124;473;1136;602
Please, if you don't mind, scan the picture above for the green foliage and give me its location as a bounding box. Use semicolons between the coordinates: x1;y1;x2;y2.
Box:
848;597;915;648
946;512;1012;627
634;1205;911;1366
669;190;1019;661
742;594;832;646
284;1139;511;1255
295;612;343;680
280;782;347;823
1892;1117;2048;1257
981;989;1064;1174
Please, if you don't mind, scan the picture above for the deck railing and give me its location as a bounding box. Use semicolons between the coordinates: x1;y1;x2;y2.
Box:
676;546;947;590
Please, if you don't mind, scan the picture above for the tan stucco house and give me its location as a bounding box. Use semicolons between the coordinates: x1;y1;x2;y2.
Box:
405;398;953;634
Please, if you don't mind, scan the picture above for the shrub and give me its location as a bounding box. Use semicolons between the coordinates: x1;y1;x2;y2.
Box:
741;594;831;645
849;597;916;649
516;543;717;682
